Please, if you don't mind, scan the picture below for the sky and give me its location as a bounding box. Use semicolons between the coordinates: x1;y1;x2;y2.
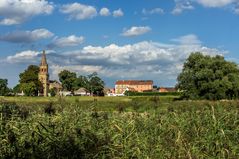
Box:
0;0;239;88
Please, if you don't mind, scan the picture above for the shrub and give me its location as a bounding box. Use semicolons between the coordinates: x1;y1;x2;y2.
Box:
125;91;181;96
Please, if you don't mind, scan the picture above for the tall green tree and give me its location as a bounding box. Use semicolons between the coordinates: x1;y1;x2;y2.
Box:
20;82;38;96
19;65;41;96
177;52;239;100
87;72;105;96
13;84;21;94
58;70;77;91
0;79;9;96
73;75;88;91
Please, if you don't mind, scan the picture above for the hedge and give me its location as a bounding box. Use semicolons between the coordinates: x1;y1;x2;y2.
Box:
125;91;181;96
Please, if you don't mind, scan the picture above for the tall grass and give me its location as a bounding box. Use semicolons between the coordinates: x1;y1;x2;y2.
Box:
0;97;239;158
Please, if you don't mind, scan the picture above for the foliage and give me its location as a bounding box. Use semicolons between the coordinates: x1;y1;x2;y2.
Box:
177;52;239;100
1;98;239;158
87;72;105;96
13;84;21;94
19;65;41;96
125;91;181;96
72;75;88;91
49;88;57;97
58;70;77;91
59;70;105;96
0;79;10;96
20;82;38;96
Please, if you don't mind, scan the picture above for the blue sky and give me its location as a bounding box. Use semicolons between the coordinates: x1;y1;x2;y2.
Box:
0;0;239;88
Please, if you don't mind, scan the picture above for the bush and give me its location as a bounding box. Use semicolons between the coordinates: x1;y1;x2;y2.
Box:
125;91;181;96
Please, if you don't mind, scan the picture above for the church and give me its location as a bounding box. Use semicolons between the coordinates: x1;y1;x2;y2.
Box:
38;51;62;96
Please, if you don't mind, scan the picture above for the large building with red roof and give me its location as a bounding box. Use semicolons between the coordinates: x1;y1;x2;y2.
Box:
115;80;153;94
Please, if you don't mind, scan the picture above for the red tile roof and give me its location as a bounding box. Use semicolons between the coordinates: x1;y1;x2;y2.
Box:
115;80;153;85
159;87;176;92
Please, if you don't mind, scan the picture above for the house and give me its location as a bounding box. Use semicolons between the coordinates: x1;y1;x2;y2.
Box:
16;91;24;96
115;80;153;94
49;80;63;93
159;87;176;92
74;87;90;96
104;87;115;96
59;91;73;96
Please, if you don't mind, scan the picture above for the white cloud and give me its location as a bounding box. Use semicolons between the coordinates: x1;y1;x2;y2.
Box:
142;8;164;15
172;0;239;14
6;50;40;63
172;1;194;15
195;0;239;14
196;0;235;7
51;65;102;79
5;49;56;64
100;7;111;16
122;26;151;37
113;8;124;17
48;35;84;48
171;34;202;45
0;29;54;43
4;34;227;87
60;3;97;20
51;37;225;85
0;0;54;25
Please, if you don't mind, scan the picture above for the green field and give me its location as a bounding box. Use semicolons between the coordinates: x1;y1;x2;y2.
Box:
1;96;239;158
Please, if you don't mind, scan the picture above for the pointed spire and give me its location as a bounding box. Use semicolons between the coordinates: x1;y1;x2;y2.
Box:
40;50;47;66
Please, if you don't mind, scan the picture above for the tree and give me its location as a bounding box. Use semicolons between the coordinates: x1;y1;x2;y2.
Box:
58;70;105;96
20;82;38;96
73;75;88;91
58;70;77;91
13;84;21;94
0;79;9;96
177;52;239;100
87;72;105;96
49;88;57;97
19;65;41;96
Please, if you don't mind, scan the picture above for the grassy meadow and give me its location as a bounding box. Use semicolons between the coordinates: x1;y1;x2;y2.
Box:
1;96;239;158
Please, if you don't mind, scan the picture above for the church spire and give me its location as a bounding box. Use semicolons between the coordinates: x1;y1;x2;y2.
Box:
39;50;49;97
40;50;47;66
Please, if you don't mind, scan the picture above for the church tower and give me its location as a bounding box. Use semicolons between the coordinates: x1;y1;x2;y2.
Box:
39;50;49;97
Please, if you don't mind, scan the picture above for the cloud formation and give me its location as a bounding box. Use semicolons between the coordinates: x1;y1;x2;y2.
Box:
0;29;54;43
171;34;202;45
142;8;164;15
6;50;40;63
196;0;235;7
48;35;84;48
60;3;97;20
122;26;151;37
172;1;194;15
100;7;111;16
4;34;227;86
172;0;239;14
113;9;124;17
0;0;54;25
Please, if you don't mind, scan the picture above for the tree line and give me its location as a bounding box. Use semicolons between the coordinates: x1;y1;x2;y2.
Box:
58;70;104;96
0;65;104;96
1;52;239;99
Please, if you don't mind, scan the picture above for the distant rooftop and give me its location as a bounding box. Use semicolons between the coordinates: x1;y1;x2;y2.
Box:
115;80;153;85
